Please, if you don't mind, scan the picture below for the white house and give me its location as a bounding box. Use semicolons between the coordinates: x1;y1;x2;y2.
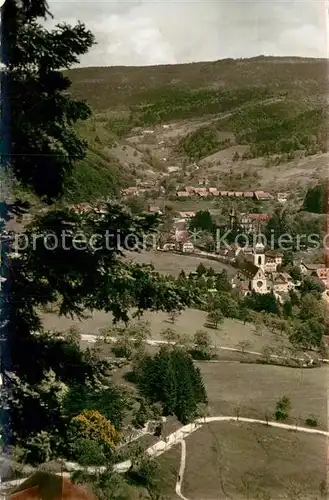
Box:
180;241;194;253
264;251;283;273
277;193;288;204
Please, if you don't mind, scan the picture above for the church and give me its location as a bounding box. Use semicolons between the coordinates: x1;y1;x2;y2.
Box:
232;241;294;302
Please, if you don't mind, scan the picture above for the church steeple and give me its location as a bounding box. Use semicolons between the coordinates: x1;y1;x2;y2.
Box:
229;205;237;229
253;237;265;268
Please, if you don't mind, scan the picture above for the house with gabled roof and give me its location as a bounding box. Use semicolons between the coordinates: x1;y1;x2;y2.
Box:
176;191;189;198
299;261;323;275
277;192;288;204
264;250;283;272
121;186;139;196
147;205;162;214
194;187;208;197
7;471;96;500
313;268;329;288
254;190;273;201
157;232;176;251
177;211;195;220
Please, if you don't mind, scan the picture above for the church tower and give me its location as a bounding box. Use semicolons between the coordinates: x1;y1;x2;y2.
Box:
253;241;265;269
229;206;237;230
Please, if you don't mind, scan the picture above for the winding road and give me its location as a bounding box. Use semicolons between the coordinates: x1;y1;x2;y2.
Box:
1;416;328;497
80;333;329;364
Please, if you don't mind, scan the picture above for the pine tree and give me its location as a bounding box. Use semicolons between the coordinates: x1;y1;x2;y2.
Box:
137;346;207;424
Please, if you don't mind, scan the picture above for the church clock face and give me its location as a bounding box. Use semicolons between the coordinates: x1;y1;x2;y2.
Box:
257;280;263;288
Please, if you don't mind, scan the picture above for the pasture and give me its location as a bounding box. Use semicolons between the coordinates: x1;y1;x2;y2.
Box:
182;421;327;500
199;361;328;429
124;250;236;277
43;307;291;356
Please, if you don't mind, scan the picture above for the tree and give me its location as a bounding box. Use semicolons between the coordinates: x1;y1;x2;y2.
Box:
136;346;207;424
236;340;252;353
71;438;107;466
192;330;213;360
125;196;145;214
289;266;302;283
133;399;151;428
274;396;291;421
69;410;119;448
261;345;273;363
168;309;181;324
63;380;126;430
244;291;280;315
299;293;325;321
283;300;293;318
264;208;290;248
3;0;95;199
206;309;224;329
214;271;231;292
160;327;180;344
1;0;198;469
189;210;214;233
238;306;253;325
289;318;324;350
196;262;207;277
26;431;52;465
303;183;325;214
300;276;325;296
64;326;82;346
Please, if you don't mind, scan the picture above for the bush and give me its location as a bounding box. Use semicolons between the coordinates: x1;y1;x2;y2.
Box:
274;396;291;422
305;416;318;427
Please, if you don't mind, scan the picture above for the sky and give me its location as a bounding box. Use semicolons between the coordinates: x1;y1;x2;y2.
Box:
47;1;328;67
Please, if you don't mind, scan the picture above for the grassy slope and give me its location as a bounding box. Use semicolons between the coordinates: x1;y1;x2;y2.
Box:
65;56;328;201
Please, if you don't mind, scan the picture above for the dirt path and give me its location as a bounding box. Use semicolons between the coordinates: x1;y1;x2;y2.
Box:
80;332;328;364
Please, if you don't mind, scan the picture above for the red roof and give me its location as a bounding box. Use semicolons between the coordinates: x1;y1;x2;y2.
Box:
249;213;270;222
122;187;138;194
178;211;195;218
254;191;273;200
316;268;329;280
9;472;96;500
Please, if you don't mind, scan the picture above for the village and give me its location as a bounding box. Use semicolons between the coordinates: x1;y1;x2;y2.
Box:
122;185;288;203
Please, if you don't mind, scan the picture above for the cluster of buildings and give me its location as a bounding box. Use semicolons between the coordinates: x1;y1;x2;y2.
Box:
121;185;288;204
69;203;107;215
157;229;195;254
230;243;296;302
175;187;275;201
